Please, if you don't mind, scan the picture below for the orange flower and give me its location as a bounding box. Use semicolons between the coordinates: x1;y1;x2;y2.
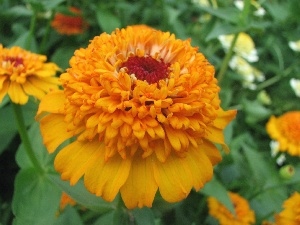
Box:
0;45;60;104
275;192;300;225
266;111;300;156
207;192;256;225
51;7;88;35
59;192;76;211
36;25;236;209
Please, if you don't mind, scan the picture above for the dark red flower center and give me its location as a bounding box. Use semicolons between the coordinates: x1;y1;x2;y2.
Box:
5;56;23;67
122;56;170;84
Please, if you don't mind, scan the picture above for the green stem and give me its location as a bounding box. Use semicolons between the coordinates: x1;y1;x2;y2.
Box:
216;32;240;83
12;103;44;174
39;11;55;54
25;12;37;50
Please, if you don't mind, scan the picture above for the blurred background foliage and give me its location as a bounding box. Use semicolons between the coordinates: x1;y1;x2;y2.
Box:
0;0;299;224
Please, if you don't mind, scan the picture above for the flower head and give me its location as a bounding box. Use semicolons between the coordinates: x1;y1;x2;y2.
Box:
0;45;60;104
207;192;256;225
51;7;88;35
266;111;300;156
219;33;258;62
275;192;300;225
37;25;236;209
229;55;264;89
290;78;300;97
288;40;300;52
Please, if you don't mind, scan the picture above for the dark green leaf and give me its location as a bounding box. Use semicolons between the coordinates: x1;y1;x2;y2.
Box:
96;8;121;33
131;208;155;225
201;176;235;214
54;206;84;225
12;168;61;225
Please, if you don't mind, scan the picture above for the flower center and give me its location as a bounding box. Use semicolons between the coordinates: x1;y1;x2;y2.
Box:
281;112;300;143
5;56;24;67
122;56;170;84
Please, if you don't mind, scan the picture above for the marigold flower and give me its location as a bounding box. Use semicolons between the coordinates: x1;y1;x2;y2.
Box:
51;7;88;35
275;192;300;225
266;111;300;156
207;192;255;225
219;33;258;62
0;45;60;104
36;25;236;209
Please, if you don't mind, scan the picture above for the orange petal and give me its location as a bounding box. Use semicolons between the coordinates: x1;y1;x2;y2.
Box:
201;140;222;165
84;149;131;202
36;90;65;119
153;147;213;203
205;126;229;152
120;154;158;209
8;82;28;104
0;80;9;103
39;114;73;153
55;140;103;185
22;79;45;100
213;109;237;129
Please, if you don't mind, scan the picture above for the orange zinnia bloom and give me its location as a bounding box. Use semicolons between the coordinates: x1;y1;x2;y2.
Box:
0;45;60;104
36;25;236;208
275;192;300;225
59;192;76;211
51;7;88;35
266;111;300;156
207;192;256;225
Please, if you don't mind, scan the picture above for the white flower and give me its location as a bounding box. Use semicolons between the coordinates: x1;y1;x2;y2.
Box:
270;140;280;157
229;55;264;89
219;33;259;62
290;78;300;97
289;40;300;52
234;0;266;17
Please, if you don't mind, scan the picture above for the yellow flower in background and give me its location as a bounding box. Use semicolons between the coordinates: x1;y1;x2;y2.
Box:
219;32;258;62
0;45;60;104
288;40;300;52
207;192;255;225
36;25;236;208
266;111;300;156
229;55;264;89
290;78;300;97
275;192;300;225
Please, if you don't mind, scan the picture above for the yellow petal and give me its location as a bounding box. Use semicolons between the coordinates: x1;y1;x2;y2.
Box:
8;82;28;104
55;140;103;185
36;90;65;119
0;80;9;103
153;147;213;203
22;79;45;100
120;154;158;208
201;140;222;165
213;109;237;129
84;149;131;202
39;114;73;153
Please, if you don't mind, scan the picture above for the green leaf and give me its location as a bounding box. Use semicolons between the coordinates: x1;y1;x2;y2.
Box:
12;168;61;225
200;176;235;214
96;7;121;33
54;206;84;225
93;211;114;225
131;208;155;225
51;45;76;70
197;6;240;24
48;173;117;213
16;121;55;169
243;99;272;124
